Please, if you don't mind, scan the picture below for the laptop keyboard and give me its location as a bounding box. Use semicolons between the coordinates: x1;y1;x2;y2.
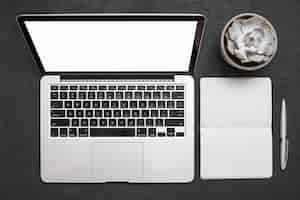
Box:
49;84;185;137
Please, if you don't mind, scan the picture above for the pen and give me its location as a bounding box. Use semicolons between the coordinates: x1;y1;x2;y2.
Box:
280;98;288;171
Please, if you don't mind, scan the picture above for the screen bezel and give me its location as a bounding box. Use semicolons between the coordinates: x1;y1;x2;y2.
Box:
17;14;206;75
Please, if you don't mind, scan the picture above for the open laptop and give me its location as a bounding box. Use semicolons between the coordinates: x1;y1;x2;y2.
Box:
17;13;206;183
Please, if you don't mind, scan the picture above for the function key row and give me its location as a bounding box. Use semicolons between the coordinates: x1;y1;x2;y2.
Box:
50;91;184;100
51;85;184;91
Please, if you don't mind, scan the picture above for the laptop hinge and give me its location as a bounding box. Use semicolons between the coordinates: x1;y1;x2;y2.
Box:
60;74;174;81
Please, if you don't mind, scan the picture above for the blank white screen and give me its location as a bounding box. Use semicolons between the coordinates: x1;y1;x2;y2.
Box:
25;21;198;72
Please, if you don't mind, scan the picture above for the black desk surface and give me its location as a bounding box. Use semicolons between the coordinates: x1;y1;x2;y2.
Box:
1;0;299;199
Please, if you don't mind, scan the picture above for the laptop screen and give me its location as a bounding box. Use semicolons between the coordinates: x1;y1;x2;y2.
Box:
22;16;204;73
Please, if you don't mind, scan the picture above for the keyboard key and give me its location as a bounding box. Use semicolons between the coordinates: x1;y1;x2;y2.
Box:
67;110;74;117
127;85;136;90
148;128;156;137
60;86;68;90
51;101;63;108
167;128;175;136
69;92;77;99
79;92;86;99
98;86;107;90
60;92;67;99
108;85;116;90
50;128;59;137
92;101;101;108
85;110;93;117
127;119;135;126
69;128;77;137
79;128;88;137
155;119;164;126
90;119;98;126
144;92;151;99
176;132;184;137
100;119;107;126
76;110;84;117
167;86;174;90
160;110;168;117
51;119;69;127
64;101;72;108
153;92;161;99
125;92;133;99
118;86;126;90
151;110;159;117
60;128;68;137
113;110;121;117
148;101;156;108
88;92;95;99
83;101;91;108
147;86;155;90
176;101;184;108
50;85;58;90
102;101;109;108
106;92;115;99
120;101;128;108
146;119;154;126
139;101;147;108
95;110;102;117
158;101;165;108
72;119;79;126
132;110;140;117
158;132;165;137
137;86;145;90
109;119;117;127
172;92;184;99
50;92;58;99
81;119;88;126
111;101;119;108
134;92;142;99
167;101;175;108
137;119;144;126
130;101;137;108
104;110;112;117
116;92;123;99
70;85;78;90
137;128;146;137
106;92;114;99
157;85;164;90
123;110;130;117
176;85;184;90
142;110;149;117
118;119;126;127
51;110;65;117
162;92;170;99
74;101;81;108
165;119;184;126
90;128;135;137
79;86;88;90
97;92;105;99
169;110;184;117
89;85;97;90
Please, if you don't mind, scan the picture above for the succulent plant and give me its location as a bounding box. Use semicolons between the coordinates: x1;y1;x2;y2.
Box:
225;16;276;64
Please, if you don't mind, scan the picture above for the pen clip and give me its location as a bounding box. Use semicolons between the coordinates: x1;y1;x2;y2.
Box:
285;139;289;166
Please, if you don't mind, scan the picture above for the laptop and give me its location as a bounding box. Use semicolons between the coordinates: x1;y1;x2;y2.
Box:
17;13;206;183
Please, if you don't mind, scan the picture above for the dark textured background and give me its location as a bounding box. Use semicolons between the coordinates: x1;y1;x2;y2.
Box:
1;0;300;199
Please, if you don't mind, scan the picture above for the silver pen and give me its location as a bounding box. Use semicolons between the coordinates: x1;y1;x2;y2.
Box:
280;98;288;170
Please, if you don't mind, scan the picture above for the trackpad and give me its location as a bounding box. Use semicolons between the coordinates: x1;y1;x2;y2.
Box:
92;142;143;181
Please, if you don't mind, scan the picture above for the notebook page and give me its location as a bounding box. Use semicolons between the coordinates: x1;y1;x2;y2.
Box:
200;78;272;129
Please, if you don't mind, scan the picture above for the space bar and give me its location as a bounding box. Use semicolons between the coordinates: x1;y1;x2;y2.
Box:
90;128;135;137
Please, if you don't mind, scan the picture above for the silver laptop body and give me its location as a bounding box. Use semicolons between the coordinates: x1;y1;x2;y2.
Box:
18;13;206;183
